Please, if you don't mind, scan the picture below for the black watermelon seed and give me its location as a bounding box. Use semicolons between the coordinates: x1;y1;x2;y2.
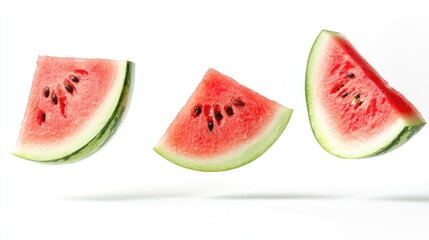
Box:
337;84;345;92
41;112;46;122
194;105;202;117
208;120;214;131
354;93;360;99
225;106;234;116
233;98;245;107
341;92;349;98
64;84;73;94
70;75;79;83
52;93;58;105
214;111;223;121
43;87;50;98
347;72;355;78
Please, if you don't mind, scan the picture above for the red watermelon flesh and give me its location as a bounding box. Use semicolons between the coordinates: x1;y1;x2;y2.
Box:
154;69;293;172
306;30;425;158
14;56;134;163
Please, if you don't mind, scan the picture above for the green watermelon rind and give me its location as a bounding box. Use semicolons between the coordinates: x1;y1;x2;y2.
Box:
154;105;293;172
305;30;426;159
13;61;134;164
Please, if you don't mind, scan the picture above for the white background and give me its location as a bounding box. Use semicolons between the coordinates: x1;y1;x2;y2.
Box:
1;0;429;239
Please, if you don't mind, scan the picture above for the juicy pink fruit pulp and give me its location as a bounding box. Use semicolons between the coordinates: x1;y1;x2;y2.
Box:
19;56;119;144
162;69;280;158
319;34;422;141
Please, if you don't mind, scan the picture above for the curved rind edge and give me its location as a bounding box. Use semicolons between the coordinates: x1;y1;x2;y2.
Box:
369;123;425;158
13;61;135;164
154;105;293;172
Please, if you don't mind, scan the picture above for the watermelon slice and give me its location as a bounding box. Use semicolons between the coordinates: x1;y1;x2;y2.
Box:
305;30;426;158
154;69;292;172
14;56;134;163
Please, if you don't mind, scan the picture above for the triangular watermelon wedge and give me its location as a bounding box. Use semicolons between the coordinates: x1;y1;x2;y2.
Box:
14;56;134;163
154;69;292;171
306;30;425;158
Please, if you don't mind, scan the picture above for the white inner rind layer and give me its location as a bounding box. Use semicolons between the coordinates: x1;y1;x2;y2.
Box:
14;61;128;162
154;105;292;172
306;30;425;158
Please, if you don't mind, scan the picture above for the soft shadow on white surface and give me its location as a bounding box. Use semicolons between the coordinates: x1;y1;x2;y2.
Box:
62;190;200;201
370;195;429;202
63;190;429;202
62;190;344;201
209;192;343;200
